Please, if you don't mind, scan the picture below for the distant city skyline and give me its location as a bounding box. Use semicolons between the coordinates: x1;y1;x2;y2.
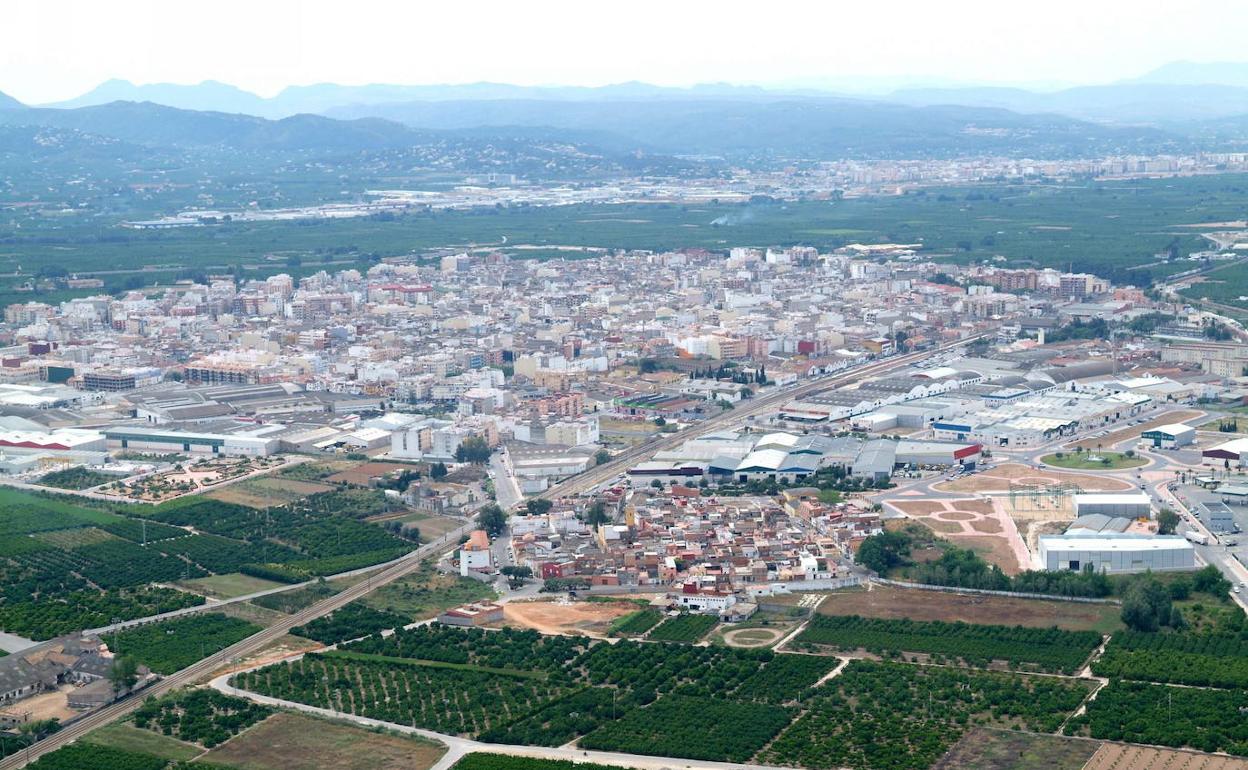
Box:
6;0;1248;104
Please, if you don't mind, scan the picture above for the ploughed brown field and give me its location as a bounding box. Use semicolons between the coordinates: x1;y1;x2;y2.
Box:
817;584;1122;633
201;712;446;770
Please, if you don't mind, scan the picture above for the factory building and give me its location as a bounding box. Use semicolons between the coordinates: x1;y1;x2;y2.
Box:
103;427;279;456
1038;534;1195;574
1141;423;1196;449
1203;438;1248;468
894;440;982;469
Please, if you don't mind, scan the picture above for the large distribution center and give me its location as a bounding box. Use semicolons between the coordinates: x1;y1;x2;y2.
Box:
1038;534;1195;574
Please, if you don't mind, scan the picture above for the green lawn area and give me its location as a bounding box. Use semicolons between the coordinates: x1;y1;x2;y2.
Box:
360;563;495;621
386;512;466;539
179;573;288;599
1040;451;1147;470
82;721;201;762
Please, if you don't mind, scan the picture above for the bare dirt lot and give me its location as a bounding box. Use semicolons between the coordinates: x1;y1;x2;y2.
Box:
208;477;334;507
817;584;1123;633
1083;744;1248;770
503;599;640;637
888;497;1029;574
934;463;1133;493
933;728;1099;770
203;712;446;770
13;685;76;722
1068;409;1203;451
324;462;418;487
720;627;786;648
970;517;1004;534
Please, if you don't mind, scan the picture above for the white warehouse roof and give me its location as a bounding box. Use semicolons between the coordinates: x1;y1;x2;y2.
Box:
736;448;789;471
1147;423;1196;438
1039;534;1193;553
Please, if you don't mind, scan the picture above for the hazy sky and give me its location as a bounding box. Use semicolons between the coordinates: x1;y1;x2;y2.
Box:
5;0;1248;103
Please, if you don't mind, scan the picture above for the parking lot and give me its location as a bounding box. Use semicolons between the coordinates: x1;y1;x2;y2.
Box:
1168;480;1248;594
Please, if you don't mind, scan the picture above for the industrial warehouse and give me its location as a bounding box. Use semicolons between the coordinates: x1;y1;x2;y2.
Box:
781;357;1201;451
1038;534;1196;574
627;430;981;485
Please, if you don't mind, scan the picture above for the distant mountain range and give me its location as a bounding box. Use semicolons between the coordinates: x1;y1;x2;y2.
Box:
885;83;1248;124
1;61;1248;163
0;96;1191;161
0;101;436;151
322;98;1184;159
1127;60;1248;88
41;79;795;119
11;61;1248;127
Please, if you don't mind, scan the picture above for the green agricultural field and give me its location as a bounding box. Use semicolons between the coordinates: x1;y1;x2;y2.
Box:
646;613;718;643
237;654;570;737
112;613;261;674
131;689;272;748
24;743;173;770
1064;680;1248;756
794;615;1101;674
83;721;202;762
608;609;663;637
578;695;795;762
0;487;119;534
0;586;204;640
1091;631;1248;689
290;602;409;645
1180;259;1248;310
179;572;288;599
762;660;1093;770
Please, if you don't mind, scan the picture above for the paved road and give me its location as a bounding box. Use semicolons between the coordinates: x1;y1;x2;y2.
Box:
0;631;35;655
1153;477;1248;612
489;450;523;512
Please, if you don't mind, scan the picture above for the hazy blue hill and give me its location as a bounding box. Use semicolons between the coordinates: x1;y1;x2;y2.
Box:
1128;61;1248;88
324;97;1183;158
41;80;813;119
0;90;24;110
48;79;270;115
889;83;1248;124
0;101;432;151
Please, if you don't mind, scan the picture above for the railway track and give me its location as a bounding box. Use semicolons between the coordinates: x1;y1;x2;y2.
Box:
1;330;988;767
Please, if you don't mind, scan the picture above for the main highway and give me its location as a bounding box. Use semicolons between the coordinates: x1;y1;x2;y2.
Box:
0;330;987;768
